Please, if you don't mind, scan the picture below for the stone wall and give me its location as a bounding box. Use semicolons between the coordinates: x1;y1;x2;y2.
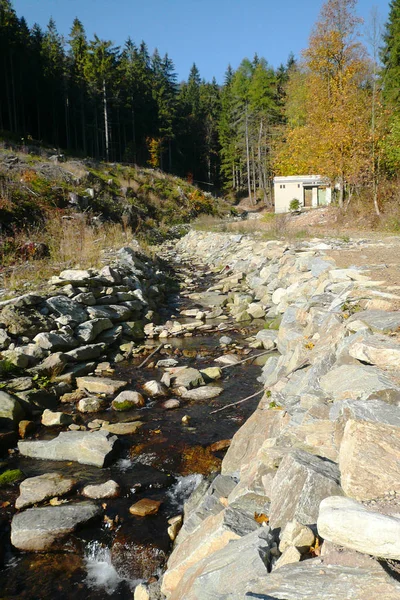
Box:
161;230;400;600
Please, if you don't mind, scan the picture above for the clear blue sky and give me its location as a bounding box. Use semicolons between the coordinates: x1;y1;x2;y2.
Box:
12;0;390;83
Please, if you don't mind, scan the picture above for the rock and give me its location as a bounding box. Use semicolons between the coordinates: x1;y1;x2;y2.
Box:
5;377;33;392
274;546;302;570
18;420;35;438
349;334;400;369
200;367;222;381
112;390;145;410
77;397;104;413
162;399;180;409
179;386;223;401
348;309;400;333
58;269;92;283
33;332;77;351
101;421;143;435
34;352;70;378
0;304;53;337
0;391;25;425
222;408;289;476
46;296;88;323
320;364;400;403
168;515;183;541
1;348;29;368
339;419;400;500
214;354;241;366
129;498;162;516
87;305;132;322
15;473;76;509
82;480;120;499
156;358;179;368
76;376;127;395
143;380;167;397
134;584;150;600
219;336;233;345
256;329;277;349
194;292;228;308
279;519;315;553
96;325;123;344
11;502;100;551
167;528;273;600
0;328;11;350
41;409;73;427
18;430;118;467
17;388;58;410
171;368;204;389
246;555;400;599
318;496;400;560
111;521;169;581
73;292;96;305
65;343;105;362
162;507;259;597
269;450;343;529
74;318;113;343
247;303;266;319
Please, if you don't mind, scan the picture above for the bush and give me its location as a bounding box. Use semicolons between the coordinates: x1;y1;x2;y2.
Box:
289;198;301;212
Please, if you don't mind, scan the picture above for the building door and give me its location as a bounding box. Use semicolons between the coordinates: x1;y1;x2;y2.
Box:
318;187;327;206
304;187;313;207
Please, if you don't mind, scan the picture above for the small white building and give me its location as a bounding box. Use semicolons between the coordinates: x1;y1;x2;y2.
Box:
273;175;332;214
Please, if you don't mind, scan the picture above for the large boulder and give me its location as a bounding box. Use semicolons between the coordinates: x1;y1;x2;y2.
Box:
18;430;118;467
245;555;400;599
168;528;273;600
339;419;400;500
348;334;400;369
11;502;100;551
320;364;400;403
318;496;400;559
162;507;258;597
222;408;289;476
269;450;342;529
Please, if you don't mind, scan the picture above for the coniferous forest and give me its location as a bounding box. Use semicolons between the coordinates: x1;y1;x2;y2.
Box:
2;0;400;211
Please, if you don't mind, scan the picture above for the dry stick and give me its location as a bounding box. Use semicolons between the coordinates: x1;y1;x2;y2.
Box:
210;389;264;414
219;349;274;370
138;343;164;368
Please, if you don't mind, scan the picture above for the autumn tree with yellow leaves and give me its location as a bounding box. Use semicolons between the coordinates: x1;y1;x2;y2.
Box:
274;0;376;209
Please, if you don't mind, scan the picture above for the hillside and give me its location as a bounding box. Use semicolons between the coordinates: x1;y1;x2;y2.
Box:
0;143;222;294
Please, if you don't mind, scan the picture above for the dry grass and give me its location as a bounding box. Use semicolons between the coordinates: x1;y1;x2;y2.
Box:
1;215;132;296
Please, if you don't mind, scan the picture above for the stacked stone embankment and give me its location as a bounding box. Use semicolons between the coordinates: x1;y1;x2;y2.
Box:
161;230;400;600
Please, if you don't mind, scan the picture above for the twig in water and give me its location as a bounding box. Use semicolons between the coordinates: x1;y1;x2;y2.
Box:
219;349;274;370
210;389;264;414
138;343;164;368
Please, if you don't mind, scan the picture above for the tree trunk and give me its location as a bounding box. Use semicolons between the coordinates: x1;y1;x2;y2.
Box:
103;79;109;162
245;106;252;204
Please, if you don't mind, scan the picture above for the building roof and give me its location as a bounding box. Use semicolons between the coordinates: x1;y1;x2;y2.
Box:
273;175;330;185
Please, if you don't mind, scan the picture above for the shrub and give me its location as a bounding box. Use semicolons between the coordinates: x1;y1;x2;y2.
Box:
289;198;301;212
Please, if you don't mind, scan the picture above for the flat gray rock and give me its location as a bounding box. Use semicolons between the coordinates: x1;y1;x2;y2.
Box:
348;309;400;333
180;386;223;401
76;376;127;395
320;364;400;403
172;368;204;389
74;318;113;343
16;473;77;509
18;430;118;467
245;557;400;599
11;502;100;551
46;296;88;323
65;343;105;362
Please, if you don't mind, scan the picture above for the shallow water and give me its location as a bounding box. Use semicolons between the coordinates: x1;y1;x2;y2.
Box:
0;256;269;599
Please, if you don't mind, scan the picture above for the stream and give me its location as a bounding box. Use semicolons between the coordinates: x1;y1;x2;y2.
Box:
0;248;269;599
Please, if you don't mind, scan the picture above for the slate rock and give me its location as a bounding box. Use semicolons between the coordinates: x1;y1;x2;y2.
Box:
76;376;127;395
11;502;100;551
320;364;400;403
74;318;113;343
0;391;25;425
339;419;400;500
82;479;119;499
18;430;118;467
269;449;343;529
15;473;76;509
46;296;88;323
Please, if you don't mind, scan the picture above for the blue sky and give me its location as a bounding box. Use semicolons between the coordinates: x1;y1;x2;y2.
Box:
12;0;390;82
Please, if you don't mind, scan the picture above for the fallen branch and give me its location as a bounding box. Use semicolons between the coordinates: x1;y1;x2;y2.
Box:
219;349;274;370
138;343;164;368
210;389;264;414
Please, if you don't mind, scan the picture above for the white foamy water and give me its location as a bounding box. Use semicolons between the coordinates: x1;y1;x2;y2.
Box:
165;473;203;512
84;541;124;595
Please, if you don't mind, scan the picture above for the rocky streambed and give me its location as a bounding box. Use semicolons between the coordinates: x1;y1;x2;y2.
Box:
0;238;274;599
2;230;400;599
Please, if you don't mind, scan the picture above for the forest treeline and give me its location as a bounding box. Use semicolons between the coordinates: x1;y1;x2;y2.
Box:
1;0;400;212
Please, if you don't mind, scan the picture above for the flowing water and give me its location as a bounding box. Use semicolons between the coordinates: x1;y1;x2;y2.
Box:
0;253;269;599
